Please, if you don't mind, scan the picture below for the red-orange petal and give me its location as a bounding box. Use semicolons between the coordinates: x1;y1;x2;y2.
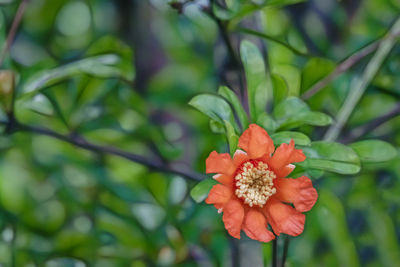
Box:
205;184;232;208
206;151;236;175
269;140;306;171
222;199;245;239
238;124;275;159
264;198;305;236
274;164;295;178
243;209;275;242
275;176;318;212
213;174;233;187
233;150;249;167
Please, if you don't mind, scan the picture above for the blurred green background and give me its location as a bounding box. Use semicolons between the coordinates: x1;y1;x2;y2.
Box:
0;0;399;266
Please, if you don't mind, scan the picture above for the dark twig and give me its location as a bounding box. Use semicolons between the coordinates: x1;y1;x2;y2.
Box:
272;238;278;267
206;0;240;67
236;28;312;57
302;23;400;100
301;41;379;100
342;103;400;143
281;236;289;267
0;120;204;181
0;0;30;67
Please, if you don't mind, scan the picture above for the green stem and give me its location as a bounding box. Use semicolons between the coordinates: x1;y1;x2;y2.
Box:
323;17;400;142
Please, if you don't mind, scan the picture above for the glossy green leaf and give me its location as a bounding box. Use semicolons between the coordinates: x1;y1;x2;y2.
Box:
301;57;335;93
224;120;239;155
350;140;398;163
189;94;239;132
86;35;135;81
190;179;217;203
21;94;54;116
299;141;361;174
273;97;308;119
209;120;225;134
218;86;249;129
271;131;311;146
273;97;332;129
240;40;271;122
271;73;288;107
23;54;126;96
272;64;301;97
256;112;278;133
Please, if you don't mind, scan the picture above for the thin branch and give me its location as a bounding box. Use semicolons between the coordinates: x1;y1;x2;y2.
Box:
342;102;400;143
236;28;312;57
0;0;30;67
272;238;278;267
205;0;240;66
0;120;204;181
323;17;400;141
281;236;289;267
301;18;400;100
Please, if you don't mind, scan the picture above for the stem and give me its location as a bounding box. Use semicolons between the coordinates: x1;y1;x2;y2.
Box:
208;0;239;67
272;238;278;267
0;0;30;67
0;120;204;181
323;17;400;142
236;28;311;57
342;102;400;143
301;18;400;100
281;237;289;267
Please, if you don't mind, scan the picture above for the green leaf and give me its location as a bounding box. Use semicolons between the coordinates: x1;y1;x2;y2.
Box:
240;40;272;122
212;0;240;20
301;57;335;93
317;190;360;267
367;204;400;266
271;131;311;146
189;94;239;132
224;120;239;156
86;35;135;81
256;112;278;133
273;97;332;130
271;73;288;107
350;140;397;163
190;179;217;203
209;120;225;134
22;54;127;96
272;64;301;97
299;141;361;174
218;86;249;129
273;97;308;119
21;94;54;116
278;111;332;130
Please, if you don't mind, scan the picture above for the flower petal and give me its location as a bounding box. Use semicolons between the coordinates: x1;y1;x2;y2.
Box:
205;184;232;209
233;150;249;167
238;124;275;159
222;199;245;239
243;209;275;242
264;198;305;236
274;164;295;178
275;176;318;212
213;174;233;186
206;151;236;175
269;140;305;171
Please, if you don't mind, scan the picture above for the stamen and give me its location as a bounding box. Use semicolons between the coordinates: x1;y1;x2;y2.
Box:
234;161;276;208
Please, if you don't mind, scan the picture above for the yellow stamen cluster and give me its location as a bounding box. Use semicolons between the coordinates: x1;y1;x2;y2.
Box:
234;161;276;208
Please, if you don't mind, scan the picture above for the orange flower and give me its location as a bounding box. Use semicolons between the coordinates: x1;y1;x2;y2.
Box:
205;124;318;242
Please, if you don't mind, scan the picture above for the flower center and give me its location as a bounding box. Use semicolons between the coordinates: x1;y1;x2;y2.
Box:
234;160;277;208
